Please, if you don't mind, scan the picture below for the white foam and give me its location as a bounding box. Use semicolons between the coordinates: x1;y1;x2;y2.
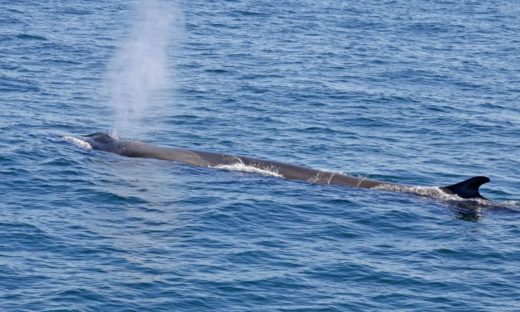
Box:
62;136;92;150
372;183;499;206
372;184;463;201
502;200;520;207
213;162;283;178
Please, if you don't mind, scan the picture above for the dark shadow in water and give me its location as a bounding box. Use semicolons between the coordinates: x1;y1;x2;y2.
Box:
447;200;520;222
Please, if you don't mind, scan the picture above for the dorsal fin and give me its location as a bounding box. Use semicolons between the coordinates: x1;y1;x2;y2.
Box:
441;176;490;199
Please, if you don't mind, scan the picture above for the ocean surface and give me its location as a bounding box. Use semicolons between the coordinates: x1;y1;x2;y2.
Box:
1;0;520;311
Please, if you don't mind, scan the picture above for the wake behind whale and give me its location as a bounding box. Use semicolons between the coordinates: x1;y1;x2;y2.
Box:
67;132;503;208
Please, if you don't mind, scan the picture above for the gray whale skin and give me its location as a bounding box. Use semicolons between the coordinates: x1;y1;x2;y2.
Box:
81;132;490;201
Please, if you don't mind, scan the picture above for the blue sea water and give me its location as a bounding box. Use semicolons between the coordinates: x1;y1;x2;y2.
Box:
1;0;520;311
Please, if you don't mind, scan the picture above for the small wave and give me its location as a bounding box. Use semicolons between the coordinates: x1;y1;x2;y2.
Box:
16;33;48;41
212;162;283;178
62;136;92;150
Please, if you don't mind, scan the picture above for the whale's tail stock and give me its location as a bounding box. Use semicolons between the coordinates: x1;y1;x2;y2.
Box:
441;176;490;200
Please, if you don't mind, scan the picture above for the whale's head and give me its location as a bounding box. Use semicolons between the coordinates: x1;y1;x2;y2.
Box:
82;132;122;153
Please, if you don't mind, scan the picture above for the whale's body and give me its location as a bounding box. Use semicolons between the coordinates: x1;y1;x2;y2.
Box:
80;133;490;201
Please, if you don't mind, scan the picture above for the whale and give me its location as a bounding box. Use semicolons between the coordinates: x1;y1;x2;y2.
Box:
78;132;491;202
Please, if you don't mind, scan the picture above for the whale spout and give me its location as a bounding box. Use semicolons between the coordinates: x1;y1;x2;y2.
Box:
441;176;490;199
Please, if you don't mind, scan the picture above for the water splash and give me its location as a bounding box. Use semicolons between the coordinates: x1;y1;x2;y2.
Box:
371;184;460;201
502;201;520;207
62;136;92;150
105;0;183;137
213;162;283;178
371;183;515;209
